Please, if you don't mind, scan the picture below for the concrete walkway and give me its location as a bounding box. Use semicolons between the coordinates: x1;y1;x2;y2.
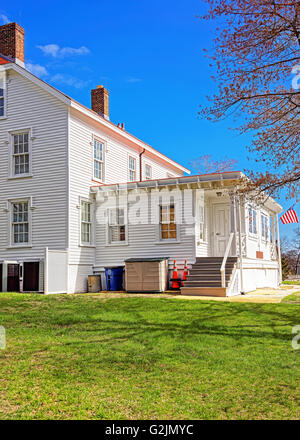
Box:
89;285;299;304
178;285;299;303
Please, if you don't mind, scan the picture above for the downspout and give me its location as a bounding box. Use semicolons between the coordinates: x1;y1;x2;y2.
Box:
139;148;145;181
238;196;245;294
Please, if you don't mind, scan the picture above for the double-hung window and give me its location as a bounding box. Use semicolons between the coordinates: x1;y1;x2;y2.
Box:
145;164;152;180
81;201;92;245
160;204;177;240
0;71;5;118
249;208;257;234
12;132;30;176
12;201;29;245
108;208;126;243
94;139;104;181
199;205;205;241
261;214;268;240
128;156;136;181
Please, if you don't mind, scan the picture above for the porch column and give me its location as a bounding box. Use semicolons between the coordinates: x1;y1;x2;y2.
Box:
271;215;276;244
276;214;282;284
230;194;237;255
237;196;245;293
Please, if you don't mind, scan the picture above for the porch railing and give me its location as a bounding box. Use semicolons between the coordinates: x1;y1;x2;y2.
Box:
220;232;234;288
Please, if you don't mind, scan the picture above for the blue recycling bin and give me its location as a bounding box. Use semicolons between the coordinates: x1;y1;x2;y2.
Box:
105;267;124;291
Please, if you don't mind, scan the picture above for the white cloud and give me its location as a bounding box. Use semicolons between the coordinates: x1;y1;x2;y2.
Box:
125;77;142;83
50;73;88;89
26;63;49;78
37;44;90;58
0;14;10;25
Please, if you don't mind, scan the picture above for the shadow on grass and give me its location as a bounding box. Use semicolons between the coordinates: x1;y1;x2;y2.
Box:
49;301;298;347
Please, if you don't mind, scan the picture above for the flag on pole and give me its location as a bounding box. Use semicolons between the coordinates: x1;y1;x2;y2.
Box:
280;208;299;224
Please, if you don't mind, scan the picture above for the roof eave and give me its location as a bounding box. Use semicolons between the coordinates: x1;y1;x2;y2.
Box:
70;101;190;174
2;62;190;174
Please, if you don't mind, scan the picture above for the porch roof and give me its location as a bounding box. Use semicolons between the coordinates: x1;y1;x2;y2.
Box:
90;171;282;213
90;171;244;192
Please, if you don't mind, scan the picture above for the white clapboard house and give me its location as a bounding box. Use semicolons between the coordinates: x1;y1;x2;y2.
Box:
0;23;283;296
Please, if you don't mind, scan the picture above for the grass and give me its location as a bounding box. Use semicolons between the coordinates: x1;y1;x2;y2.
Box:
282;280;300;285
281;291;300;304
0;292;299;420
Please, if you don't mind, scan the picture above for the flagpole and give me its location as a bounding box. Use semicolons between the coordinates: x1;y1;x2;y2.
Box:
276;214;282;284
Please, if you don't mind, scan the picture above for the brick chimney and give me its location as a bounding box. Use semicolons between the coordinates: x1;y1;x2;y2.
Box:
0;22;25;67
91;85;109;120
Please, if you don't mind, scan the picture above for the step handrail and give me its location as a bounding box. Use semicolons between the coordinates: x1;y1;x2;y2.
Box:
220;232;234;288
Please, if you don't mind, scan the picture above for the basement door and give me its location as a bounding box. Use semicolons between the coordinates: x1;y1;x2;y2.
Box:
7;264;20;292
23;262;40;292
213;203;230;257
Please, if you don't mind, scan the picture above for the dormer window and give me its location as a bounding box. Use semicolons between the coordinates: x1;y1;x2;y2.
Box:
0;71;6;118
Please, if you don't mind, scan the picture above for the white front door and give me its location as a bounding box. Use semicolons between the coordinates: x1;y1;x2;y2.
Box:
213;204;230;256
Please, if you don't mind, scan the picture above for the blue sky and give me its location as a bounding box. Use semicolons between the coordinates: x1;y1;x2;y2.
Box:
0;0;297;239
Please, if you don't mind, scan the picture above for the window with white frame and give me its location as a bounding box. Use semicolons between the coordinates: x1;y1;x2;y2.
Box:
199;204;205;241
93;139;104;181
11;201;29;244
249;208;257;234
160;204;177;240
128;156;136;181
108;208;126;243
12;132;30;176
81;201;92;244
261;214;268;240
0;72;5;118
145;164;152;180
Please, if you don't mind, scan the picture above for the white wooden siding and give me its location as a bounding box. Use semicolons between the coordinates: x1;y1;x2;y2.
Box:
94;188;196;269
68;108;185;289
0;69;69;261
69;108;182;185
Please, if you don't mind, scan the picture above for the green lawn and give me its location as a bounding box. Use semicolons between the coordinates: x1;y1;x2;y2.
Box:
0;292;299;420
281;291;300;304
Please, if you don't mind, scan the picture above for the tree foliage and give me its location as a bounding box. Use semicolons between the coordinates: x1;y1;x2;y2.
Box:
189;154;238;174
281;227;300;275
199;0;300;199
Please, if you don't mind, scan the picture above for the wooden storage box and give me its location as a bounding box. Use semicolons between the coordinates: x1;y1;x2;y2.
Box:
125;258;168;293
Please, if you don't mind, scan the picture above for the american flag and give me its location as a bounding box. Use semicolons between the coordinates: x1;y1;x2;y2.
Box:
280;208;299;224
